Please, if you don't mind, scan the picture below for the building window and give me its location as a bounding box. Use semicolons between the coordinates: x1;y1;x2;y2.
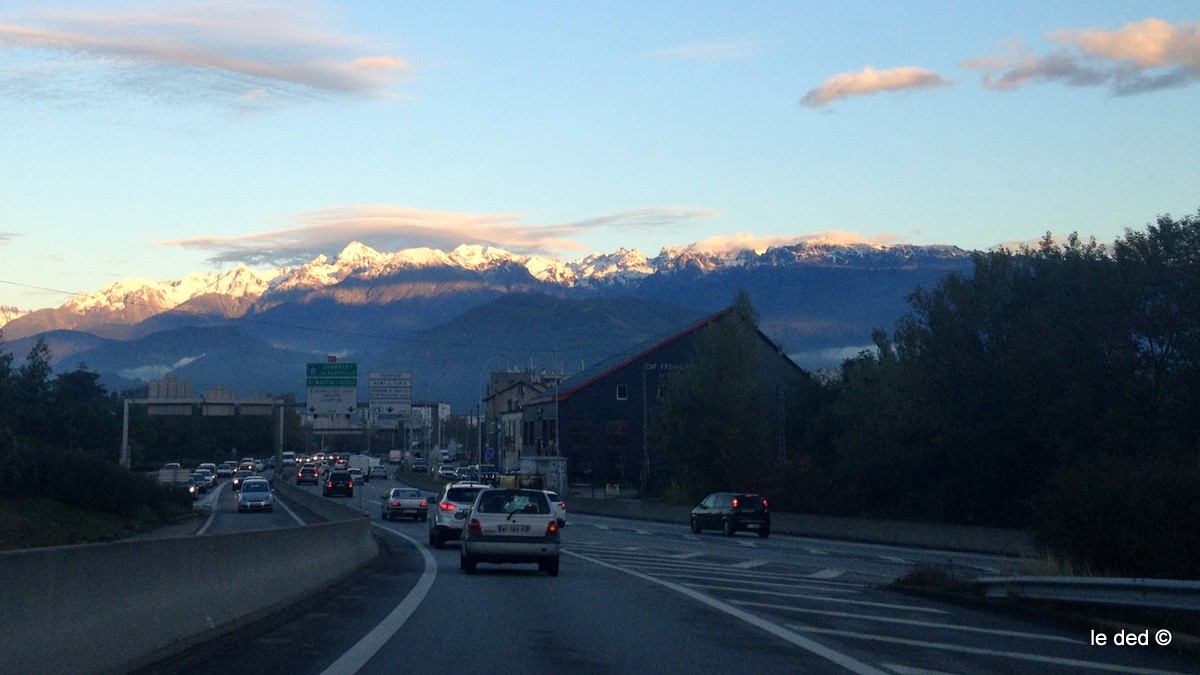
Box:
616;384;628;400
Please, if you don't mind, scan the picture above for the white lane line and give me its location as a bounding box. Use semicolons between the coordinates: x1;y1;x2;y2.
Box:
194;483;225;534
566;549;889;675
731;603;1076;643
807;568;845;579
684;584;950;613
791;626;1190;675
733;560;770;569
883;665;959;675
668;552;705;559
320;527;437;675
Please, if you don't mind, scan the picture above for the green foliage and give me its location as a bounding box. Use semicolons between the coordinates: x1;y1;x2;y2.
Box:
804;209;1200;577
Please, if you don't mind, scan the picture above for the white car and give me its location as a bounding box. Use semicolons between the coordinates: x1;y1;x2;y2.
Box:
237;478;274;512
460;488;561;576
544;490;567;527
348;467;366;485
369;465;390;481
428;482;491;549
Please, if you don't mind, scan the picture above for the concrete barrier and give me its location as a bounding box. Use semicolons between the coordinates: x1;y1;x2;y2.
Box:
0;491;378;675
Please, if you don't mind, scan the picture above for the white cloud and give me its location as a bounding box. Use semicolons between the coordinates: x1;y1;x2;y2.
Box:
801;65;953;108
0;1;409;107
964;17;1200;95
159;204;720;266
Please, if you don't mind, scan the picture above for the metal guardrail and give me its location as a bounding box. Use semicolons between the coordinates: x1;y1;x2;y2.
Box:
977;575;1200;612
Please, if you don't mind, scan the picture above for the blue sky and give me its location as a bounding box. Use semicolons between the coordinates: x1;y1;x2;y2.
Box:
2;1;1198;311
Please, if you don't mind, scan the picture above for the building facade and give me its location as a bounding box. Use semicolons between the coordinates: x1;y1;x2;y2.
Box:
520;306;804;490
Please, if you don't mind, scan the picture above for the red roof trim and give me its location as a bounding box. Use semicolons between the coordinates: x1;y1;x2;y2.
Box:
527;306;735;405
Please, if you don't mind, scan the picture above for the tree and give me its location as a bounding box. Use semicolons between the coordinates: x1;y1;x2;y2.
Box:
651;292;774;499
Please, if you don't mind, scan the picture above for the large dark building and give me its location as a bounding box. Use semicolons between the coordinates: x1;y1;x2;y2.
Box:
520;306;804;491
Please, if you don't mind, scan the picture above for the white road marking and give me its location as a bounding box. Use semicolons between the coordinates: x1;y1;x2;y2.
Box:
320;527;437;675
733;559;770;569
733;603;1076;643
567;549;890;675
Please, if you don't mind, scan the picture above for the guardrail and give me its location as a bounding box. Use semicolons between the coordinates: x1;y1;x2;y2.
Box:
977;576;1200;612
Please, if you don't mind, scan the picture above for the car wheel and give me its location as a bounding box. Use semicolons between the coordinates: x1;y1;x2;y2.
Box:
690;518;702;534
432;529;444;549
758;527;770;539
428;528;435;545
381;510;388;520
541;557;560;577
722;519;735;536
461;554;477;574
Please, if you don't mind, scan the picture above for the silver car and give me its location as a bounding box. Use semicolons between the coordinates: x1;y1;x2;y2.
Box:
428;482;490;549
237;478;274;512
460;488;560;576
381;487;428;521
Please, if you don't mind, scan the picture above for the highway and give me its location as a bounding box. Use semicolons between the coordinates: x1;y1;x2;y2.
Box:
142;473;1198;675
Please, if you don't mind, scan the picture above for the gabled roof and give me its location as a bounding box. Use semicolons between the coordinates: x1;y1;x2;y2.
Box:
527;305;785;405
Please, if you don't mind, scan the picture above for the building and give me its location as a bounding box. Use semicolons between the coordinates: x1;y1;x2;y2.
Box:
479;368;565;468
520;306;804;490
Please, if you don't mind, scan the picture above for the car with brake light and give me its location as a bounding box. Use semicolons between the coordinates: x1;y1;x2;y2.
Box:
323;470;354;497
369;465;389;481
689;492;770;538
460;488;561;576
296;465;319;485
543;490;567;527
381;488;428;521
428;482;490;549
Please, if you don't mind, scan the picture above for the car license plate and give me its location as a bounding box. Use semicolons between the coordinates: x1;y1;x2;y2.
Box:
497;524;530;533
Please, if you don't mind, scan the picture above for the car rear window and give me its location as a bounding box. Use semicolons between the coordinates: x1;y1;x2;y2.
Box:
446;487;484;502
477;491;550;514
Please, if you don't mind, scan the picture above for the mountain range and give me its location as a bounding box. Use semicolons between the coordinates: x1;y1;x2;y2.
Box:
0;241;975;411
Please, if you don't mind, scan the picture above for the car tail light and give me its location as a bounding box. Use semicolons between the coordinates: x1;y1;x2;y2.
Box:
467;518;481;534
325;480;332;487
391;501;401;507
440;502;456;511
762;498;769;509
420;500;428;508
731;496;740;508
546;521;559;535
349;480;355;487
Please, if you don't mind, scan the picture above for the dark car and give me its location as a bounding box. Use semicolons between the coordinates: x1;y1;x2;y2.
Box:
323;470;354;497
689;492;770;538
296;465;320;485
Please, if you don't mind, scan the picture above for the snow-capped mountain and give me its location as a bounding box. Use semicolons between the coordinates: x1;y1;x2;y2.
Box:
0;238;976;408
0;240;973;340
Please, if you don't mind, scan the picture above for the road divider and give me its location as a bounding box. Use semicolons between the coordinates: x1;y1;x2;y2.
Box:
1;478;378;675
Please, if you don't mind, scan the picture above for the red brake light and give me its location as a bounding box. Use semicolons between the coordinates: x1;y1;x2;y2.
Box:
731;497;740;508
467;518;481;534
325;480;332;487
440;502;456;511
762;498;769;509
420;501;428;508
546;521;559;535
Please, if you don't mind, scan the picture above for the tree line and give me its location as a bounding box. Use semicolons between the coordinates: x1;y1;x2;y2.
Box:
652;210;1200;579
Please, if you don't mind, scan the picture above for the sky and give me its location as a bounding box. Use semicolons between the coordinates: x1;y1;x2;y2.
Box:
2;1;1198;312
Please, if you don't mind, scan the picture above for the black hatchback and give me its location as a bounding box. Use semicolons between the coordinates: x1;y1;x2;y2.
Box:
323;470;355;497
689;492;770;538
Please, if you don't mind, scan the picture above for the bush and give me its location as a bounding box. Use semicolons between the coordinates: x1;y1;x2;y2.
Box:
1036;451;1200;579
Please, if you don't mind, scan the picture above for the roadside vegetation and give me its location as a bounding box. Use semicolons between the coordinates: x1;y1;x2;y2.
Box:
652;210;1200;580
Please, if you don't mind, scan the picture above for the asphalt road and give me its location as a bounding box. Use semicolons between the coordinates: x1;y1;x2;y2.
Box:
139;475;1198;675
